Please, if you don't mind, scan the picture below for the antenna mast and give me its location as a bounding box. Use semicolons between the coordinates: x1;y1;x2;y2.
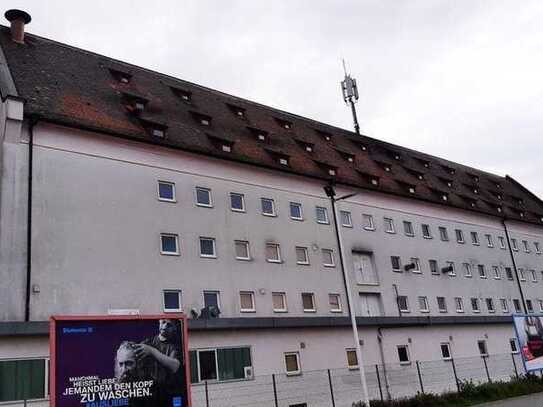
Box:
340;59;360;134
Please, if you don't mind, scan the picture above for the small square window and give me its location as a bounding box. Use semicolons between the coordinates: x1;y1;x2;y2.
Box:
329;293;342;312
441;343;452;360
511;238;518;251
486;234;494;248
384;217;395;233
296;246;310;265
471;232;480;245
163;290;182;312
437;296;447;313
418;296;429;313
397;296;409;312
471;298;480;312
230;193;245;212
160;234;179;255
439;227;449;241
510;338;519;354
235;240;250;260
346;349;358;369
397;345;410;364
486;298;495;313
478;264;487;279
500;299;509;313
455;229;465;243
199;237;217;258
403;221;414;236
316;206;329;224
261;198;276;216
340;211;353;227
266;243;282;263
322;249;335;267
284;352;301;375
513;299;522;313
391;256;402;272
477;340;488;356
498;236;506;249
493;266;501;279
302;293;316;312
429;259;438;275
240;291;255;312
421;224;432;239
196;187;213;207
362;214;375;230
463;263;473;278
290;202;303;220
455;297;464;313
272;292;287;312
158;181;175;202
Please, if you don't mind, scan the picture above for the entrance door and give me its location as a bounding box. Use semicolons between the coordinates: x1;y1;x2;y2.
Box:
359;293;383;316
352;252;379;285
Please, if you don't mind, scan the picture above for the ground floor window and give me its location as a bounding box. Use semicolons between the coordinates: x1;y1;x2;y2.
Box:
189;347;252;383
0;358;47;402
284;352;301;375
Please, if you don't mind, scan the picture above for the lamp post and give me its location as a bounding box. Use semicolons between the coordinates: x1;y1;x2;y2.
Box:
324;184;370;407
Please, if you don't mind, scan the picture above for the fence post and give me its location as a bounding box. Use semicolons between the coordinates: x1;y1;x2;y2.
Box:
375;364;383;401
511;353;519;379
327;369;336;407
272;373;279;407
416;360;424;394
482;355;491;382
205;380;209;407
450;357;460;392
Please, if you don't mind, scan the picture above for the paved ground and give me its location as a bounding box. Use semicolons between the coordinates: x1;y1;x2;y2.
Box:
475;392;543;406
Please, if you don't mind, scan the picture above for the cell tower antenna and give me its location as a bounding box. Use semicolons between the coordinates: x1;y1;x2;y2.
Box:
340;60;360;134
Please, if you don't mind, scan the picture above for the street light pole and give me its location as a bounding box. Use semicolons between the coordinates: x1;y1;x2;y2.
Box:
324;185;370;407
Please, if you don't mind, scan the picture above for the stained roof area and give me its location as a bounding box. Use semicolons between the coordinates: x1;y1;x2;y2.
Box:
1;26;542;225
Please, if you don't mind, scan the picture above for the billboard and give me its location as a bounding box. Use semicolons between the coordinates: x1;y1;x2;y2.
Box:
513;314;543;372
50;315;191;407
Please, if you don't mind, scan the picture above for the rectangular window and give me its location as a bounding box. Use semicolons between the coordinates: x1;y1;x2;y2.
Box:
391;256;401;272
535;242;541;254
234;240;250;260
199;237;217;258
346;349;358;369
403;221;414;236
471;298;480;313
0;359;47;402
510;339;519;354
531;270;537;282
296;246;310;265
189;347;252;383
505;267;514;280
329;294;342;312
421;224;432;239
266;243;282;263
455;297;464;313
418;296;429;313
463;263;473;278
455;229;465;243
340;211;353;227
240;291;255;312
471;231;480;245
441;343;452;360
196;187;213;207
284;352;301;375
486;234;494;248
362;214;375;230
158;181;176;202
230;193;245;212
160;233;179;255
272;292;287;312
163;290;182;312
410;258;421;273
439;227;449;241
539;300;543;312
500;298;508;313
203;291;220;311
493;266;501;279
527;299;534;313
523;240;530;253
519;268;526;281
261;198;276;216
398;296;409;312
498;236;506;249
513;299;521;313
316;206;329;224
397;345;410;364
478;264;487;279
384;217;395;233
322;249;335;267
429;259;438;275
486;298;495;313
302;293;316;312
478;340;488;356
289;202;303;220
511;238;518;251
437;296;447;313
446;261;456;276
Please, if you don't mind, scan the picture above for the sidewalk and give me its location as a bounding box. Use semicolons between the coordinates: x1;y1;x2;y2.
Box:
475;392;543;406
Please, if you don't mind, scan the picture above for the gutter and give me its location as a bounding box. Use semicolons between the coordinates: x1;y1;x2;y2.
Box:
501;218;528;313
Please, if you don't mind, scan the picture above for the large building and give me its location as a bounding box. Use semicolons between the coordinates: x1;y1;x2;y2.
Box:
1;9;543;407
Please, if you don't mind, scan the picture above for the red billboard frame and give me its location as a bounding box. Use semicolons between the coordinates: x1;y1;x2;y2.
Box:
49;314;191;407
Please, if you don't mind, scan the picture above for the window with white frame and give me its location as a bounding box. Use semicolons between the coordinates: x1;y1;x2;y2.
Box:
329;294;342;312
289;202;303;220
316;206;329;224
397;345;411;364
261;198;276;216
505;267;514;280
527;299;534;313
302;293;316;312
437;296;447;313
486;298;495;313
440;343;452;360
522;240;530;253
531;270;537;282
498;236;506;249
163;290;182;312
234;240;250;260
519;268;526;281
403;221;414;236
455;229;465;243
477;340;488;356
463;263;473;278
266;243;282;263
384;217;395;233
439;227;449;241
272;292;287;312
199;237;217;258
446;261;456;276
239;291;255;312
196;187;213;207
296;246;310;265
362;214;375;230
391;256;401;272
0;358;48;402
346;349;358;369
203;291;220;311
471;231;480;245
429;259;438;275
471;298;480;313
511;238;518;251
510;338;519;354
397;296;409;312
230;193;245;212
322;249;335;267
500;298;509;313
410;258;421;273
418;296;429;313
478;264;487;279
160;233;179;255
340;211;353;227
513;299;522;313
455;297;464;313
493;266;501;279
158;181;176;202
535;242;541;254
486;234;494;248
421;224;432;239
284;352;301;375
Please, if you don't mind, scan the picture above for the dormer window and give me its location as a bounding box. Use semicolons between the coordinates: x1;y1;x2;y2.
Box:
497;206;502;213
207;134;235;153
295;140;314;153
439;177;453;188
442;194;448;201
248;127;268;142
371;178;379;186
442;165;455;175
416;158;430;168
227;104;246;118
497;193;502;200
191;112;212;126
152;128;165;138
140;119;167;139
121;91;148;113
473;188;479;194
470;200;477;207
519;211;525;218
468;174;479;183
109;68;132;84
222;145;231;153
275;118;292;130
315;129;332;141
279;157;289;166
171;87;192;102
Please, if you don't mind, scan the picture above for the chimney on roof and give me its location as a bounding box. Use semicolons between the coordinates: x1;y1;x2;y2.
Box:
5;9;31;44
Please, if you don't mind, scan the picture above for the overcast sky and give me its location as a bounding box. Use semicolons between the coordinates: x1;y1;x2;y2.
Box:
7;1;543;196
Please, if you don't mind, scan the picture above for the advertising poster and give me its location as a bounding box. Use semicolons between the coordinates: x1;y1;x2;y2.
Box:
513;314;543;372
50;315;191;407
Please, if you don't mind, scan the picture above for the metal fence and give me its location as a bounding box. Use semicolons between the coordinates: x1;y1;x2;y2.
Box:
191;352;530;407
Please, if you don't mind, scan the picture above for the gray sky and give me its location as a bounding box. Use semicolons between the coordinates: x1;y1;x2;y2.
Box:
7;1;543;196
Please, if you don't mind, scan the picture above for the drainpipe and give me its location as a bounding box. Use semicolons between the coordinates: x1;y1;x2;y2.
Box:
392;284;401;317
377;328;392;400
501;218;527;314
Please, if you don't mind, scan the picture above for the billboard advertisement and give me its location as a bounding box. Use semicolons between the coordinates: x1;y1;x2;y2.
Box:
513;314;543;372
50;315;191;407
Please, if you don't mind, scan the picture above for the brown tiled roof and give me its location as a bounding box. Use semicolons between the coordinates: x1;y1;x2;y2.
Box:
1;27;543;224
